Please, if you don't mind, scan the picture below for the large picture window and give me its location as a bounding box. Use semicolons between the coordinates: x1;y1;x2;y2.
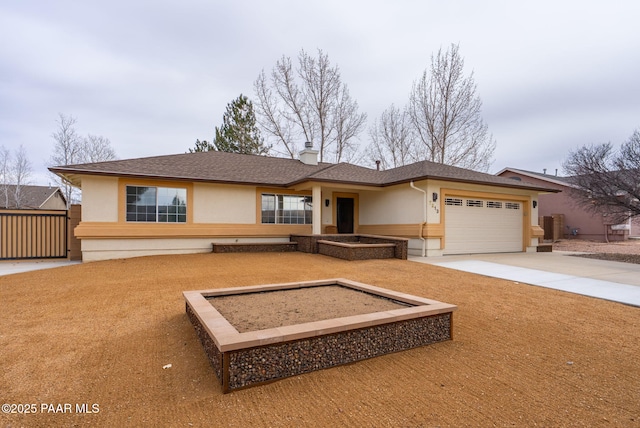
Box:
261;194;312;224
126;186;187;223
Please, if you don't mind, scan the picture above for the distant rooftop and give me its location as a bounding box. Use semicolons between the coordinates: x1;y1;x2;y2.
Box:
1;184;65;209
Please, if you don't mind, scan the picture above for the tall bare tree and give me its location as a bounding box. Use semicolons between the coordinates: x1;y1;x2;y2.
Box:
0;146;10;208
332;85;367;163
12;145;32;208
0;145;32;208
50;113;83;206
367;104;415;170
83;134;117;163
254;49;366;162
408;44;495;172
563;129;640;222
49;113;117;207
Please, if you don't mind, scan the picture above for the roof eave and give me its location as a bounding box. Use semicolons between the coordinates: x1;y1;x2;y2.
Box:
47;167;293;188
384;175;561;193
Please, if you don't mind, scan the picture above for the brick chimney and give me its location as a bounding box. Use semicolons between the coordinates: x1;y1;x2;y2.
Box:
299;141;319;165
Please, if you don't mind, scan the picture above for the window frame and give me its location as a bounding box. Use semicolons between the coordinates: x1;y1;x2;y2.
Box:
125;185;188;223
261;193;313;225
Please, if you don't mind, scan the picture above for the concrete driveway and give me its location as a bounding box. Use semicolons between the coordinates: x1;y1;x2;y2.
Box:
410;251;640;307
0;260;81;277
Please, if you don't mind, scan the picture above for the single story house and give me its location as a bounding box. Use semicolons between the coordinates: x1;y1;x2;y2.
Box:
497;167;639;241
1;184;67;210
50;147;558;262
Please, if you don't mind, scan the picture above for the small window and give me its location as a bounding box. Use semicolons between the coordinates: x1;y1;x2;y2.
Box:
505;202;521;210
487;201;503;209
466;199;483;208
445;197;463;206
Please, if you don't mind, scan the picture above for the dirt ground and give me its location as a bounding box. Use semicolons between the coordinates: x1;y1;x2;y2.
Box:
553;238;640;264
1;251;639;427
210;285;409;332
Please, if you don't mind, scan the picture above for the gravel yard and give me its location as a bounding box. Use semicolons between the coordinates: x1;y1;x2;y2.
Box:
1;251;639;427
553;238;640;264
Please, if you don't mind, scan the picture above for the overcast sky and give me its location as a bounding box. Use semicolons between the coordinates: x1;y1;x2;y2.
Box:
1;1;639;185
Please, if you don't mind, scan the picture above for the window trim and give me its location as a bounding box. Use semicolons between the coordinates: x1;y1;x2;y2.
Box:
260;192;313;225
118;179;192;224
126;185;187;223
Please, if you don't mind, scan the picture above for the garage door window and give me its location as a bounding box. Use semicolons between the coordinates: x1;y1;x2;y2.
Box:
445;198;462;206
505;202;521;210
487;201;503;208
466;199;483;207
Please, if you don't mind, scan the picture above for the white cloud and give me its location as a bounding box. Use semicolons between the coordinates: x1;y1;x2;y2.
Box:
0;0;639;184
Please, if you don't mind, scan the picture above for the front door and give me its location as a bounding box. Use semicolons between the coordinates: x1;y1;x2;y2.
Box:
336;197;354;233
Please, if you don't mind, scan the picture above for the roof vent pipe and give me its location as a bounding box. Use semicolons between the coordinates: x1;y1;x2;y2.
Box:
375;160;380;171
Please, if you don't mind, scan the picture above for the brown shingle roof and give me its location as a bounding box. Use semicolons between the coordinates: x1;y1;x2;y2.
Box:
49;151;559;193
49;151;334;187
1;185;65;209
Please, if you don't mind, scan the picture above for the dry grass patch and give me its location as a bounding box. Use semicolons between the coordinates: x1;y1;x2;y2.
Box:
1;252;639;427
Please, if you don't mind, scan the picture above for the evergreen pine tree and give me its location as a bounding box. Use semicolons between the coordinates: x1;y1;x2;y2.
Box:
188;139;215;153
213;94;269;155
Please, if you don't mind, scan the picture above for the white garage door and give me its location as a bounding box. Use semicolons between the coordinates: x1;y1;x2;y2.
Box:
444;197;523;255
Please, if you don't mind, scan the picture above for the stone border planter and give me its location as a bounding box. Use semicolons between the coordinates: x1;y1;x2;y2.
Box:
290;234;408;260
184;278;456;393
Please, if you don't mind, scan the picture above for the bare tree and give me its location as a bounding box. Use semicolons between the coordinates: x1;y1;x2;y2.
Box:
83;134;117;163
12;145;32;208
563;129;640;222
254;49;366;162
367;104;415;170
50;113;117;207
0;146;10;208
50;113;83;206
254;66;297;158
332;85;367;163
408;44;495;172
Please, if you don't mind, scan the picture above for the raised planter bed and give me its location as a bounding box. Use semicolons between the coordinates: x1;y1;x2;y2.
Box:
212;242;298;253
317;240;396;261
185;278;456;393
291;234;408;260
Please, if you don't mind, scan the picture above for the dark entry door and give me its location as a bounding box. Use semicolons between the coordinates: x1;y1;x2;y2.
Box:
336;197;354;233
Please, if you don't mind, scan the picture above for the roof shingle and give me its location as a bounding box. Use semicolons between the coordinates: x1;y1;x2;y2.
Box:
49;151;558;192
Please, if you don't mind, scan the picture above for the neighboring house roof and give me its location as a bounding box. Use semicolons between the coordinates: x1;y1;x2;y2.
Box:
496;167;574;187
49;151;559;193
1;184;66;209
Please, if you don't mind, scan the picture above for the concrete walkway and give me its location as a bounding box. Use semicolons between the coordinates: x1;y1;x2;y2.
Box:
0;260;81;277
410;251;640;307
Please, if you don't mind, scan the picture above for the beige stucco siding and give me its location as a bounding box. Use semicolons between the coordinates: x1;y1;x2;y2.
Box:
360;184;421;225
359;181;442;225
193;183;256;223
80;236;291;262
81;176;118;222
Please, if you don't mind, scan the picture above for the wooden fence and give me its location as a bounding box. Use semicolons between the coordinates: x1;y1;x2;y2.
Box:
0;209;69;260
